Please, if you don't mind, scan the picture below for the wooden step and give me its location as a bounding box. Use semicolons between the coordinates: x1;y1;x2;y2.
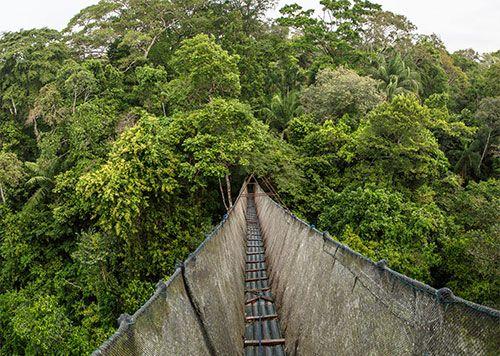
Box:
245;314;278;322
244;338;285;346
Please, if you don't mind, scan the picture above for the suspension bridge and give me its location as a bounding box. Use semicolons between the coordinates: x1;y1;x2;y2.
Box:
94;178;499;355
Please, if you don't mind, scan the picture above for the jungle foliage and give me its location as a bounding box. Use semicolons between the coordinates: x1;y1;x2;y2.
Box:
0;0;498;353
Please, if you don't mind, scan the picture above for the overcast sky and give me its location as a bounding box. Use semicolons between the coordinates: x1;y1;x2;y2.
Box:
277;0;500;53
0;0;498;53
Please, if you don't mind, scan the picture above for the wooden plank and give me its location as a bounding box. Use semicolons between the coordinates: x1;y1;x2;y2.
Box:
244;338;285;346
245;296;274;304
245;276;268;283
245;314;278;322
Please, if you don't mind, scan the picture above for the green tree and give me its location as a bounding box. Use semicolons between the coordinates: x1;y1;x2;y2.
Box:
133;65;169;115
59;60;99;114
410;36;449;98
26;83;65;140
65;0;184;69
455;97;500;180
279;0;380;65
0;29;68;122
1;0;499;351
24;160;57;209
471;97;499;178
372;53;421;99
439;179;499;307
483;60;500;98
318;186;443;281
361;10;416;53
77;114;180;245
0;152;24;204
76;112;209;284
300;66;384;122
351;94;449;189
170;98;266;207
166;34;241;112
423;93;476;168
261;90;303;133
11;294;73;354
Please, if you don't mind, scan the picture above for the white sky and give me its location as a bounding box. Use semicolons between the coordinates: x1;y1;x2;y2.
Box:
0;0;498;53
275;0;500;53
0;0;100;32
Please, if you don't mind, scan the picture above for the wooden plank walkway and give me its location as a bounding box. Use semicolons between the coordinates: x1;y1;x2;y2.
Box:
243;196;285;356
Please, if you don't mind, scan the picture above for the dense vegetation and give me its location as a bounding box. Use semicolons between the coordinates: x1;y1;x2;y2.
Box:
0;0;498;353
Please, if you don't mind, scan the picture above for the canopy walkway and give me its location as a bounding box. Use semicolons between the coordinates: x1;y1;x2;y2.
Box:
94;178;499;355
244;195;285;355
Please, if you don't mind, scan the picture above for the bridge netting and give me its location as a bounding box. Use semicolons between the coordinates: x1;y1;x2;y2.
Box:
93;178;499;356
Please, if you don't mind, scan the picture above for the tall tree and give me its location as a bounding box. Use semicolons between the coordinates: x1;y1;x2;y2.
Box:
133;65;169;115
351;94;449;189
0;29;68;122
473;97;500;177
166;34;241;112
261;90;303;133
300;66;384;122
361;10;416;53
372;53;420;99
170;98;266;206
65;0;187;69
0;152;24;204
410;36;449;98
278;0;380;65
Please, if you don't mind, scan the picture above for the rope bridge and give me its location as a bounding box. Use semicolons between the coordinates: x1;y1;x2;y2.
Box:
93;178;499;355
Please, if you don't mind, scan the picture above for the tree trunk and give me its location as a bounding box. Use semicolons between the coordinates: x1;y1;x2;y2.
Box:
33;118;40;142
144;34;159;59
0;184;5;204
225;174;233;209
11;98;17;116
219;178;229;211
478;129;492;173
